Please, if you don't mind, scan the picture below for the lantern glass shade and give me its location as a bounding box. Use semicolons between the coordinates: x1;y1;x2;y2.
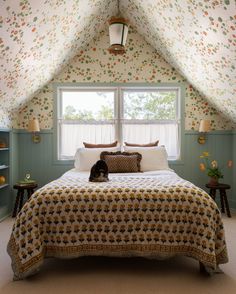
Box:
108;17;128;54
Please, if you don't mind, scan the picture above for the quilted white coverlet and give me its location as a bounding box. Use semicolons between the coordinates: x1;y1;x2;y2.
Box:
8;170;228;280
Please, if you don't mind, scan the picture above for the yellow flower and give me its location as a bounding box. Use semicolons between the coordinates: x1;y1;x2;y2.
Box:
211;160;218;168
202;151;209;157
199;163;206;171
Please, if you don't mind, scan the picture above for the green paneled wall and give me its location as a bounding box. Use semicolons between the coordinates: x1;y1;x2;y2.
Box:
11;130;234;208
16;131;72;187
3;129;233;219
181;131;234;207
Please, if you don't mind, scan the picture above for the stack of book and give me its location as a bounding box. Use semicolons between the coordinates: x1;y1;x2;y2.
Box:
17;179;36;185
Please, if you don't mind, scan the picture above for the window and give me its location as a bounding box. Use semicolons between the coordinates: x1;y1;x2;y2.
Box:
56;85;182;161
121;89;180;159
57;88;117;160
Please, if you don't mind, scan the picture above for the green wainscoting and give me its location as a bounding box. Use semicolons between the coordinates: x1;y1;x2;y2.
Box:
177;131;234;208
15;130;72;187
4;129;235;219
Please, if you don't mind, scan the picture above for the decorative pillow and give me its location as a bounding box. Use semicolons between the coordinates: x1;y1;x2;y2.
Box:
124;140;159;147
100;151;142;173
83;141;118;148
123;146;171;172
74;147;120;171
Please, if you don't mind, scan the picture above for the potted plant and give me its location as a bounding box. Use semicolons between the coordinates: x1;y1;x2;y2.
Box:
199;152;232;185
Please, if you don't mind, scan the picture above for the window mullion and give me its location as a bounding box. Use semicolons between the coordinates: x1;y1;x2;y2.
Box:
118;87;123;144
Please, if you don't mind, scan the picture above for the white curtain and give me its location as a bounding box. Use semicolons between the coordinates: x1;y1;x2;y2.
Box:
59;123;179;159
122;123;179;158
60;124;115;158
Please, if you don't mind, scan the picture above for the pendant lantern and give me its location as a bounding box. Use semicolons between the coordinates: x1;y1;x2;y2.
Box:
108;16;129;55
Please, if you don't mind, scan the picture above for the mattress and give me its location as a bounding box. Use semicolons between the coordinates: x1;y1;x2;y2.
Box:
7;169;228;280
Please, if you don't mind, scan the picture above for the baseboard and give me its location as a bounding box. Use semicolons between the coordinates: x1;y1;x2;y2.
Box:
229;200;236;210
0;212;11;222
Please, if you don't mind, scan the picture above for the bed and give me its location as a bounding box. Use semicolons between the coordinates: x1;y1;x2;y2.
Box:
7;168;228;280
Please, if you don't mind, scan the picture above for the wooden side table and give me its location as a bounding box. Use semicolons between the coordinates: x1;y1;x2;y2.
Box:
12;183;38;217
205;183;231;217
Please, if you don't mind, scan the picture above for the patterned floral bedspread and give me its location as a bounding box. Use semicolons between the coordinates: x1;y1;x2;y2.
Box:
7;170;228;280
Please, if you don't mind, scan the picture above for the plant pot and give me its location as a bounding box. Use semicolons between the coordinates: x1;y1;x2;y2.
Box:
209;177;219;185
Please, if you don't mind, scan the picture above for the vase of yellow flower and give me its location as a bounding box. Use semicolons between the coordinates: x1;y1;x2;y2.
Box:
199;152;227;185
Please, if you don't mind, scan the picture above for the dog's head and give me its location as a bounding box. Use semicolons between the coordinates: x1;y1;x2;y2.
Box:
90;160;109;182
95;160;108;176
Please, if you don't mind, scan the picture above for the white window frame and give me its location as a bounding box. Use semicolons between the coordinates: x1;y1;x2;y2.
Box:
120;87;181;160
54;84;184;163
56;86;118;160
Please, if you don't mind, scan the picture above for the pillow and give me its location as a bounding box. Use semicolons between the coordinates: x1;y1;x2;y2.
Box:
74;147;120;171
100;151;142;173
83;141;118;148
124;140;159;147
123;146;170;172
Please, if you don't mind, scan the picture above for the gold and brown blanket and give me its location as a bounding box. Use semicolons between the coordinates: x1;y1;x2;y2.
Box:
7;171;228;280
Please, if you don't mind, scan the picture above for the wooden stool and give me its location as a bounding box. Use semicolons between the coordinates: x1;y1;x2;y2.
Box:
206;183;231;217
12;183;38;217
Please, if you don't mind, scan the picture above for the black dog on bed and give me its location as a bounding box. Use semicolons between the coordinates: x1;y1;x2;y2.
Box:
89;160;109;182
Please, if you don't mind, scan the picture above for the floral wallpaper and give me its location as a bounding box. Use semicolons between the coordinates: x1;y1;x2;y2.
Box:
1;0;235;129
120;0;236;123
0;0;117;127
15;27;235;130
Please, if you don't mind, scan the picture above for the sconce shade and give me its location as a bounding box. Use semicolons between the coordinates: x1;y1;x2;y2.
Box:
28;119;40;132
28;119;41;143
199;119;211;133
108;16;128;55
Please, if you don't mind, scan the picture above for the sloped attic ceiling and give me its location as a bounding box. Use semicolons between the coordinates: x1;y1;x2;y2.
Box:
120;0;236;122
0;0;235;122
0;0;117;111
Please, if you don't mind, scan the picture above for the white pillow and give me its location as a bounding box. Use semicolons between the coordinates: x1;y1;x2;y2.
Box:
74;147;120;171
123;146;170;171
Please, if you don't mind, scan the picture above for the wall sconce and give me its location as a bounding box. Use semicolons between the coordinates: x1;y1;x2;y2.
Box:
198;119;211;144
28;119;41;143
